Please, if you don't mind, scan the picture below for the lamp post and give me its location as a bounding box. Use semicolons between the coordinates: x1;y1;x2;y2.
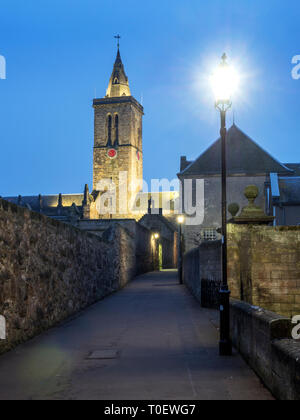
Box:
211;53;239;356
177;215;185;284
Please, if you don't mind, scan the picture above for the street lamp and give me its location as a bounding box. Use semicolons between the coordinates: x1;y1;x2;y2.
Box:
177;215;185;284
152;232;160;271
211;53;239;356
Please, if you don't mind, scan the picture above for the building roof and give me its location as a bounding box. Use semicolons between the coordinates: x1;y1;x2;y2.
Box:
284;163;300;177
4;194;83;213
178;124;294;177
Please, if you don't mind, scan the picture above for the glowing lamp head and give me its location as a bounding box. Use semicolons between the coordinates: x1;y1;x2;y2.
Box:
177;215;185;224
153;233;160;240
211;53;239;105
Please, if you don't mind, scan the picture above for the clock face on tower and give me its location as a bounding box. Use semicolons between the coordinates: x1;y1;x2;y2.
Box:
107;149;117;159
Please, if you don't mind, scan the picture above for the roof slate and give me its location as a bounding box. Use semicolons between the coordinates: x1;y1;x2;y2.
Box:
179;124;293;177
284;163;300;177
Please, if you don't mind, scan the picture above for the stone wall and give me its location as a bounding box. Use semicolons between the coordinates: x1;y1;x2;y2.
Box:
228;224;300;318
0;199;153;355
183;241;221;308
183;247;201;302
77;218;154;274
230;299;300;400
133;222;155;274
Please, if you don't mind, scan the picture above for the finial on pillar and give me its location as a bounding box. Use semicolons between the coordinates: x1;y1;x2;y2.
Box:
232;186;275;225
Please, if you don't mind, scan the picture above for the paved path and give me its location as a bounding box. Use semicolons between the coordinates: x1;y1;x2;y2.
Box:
0;270;273;400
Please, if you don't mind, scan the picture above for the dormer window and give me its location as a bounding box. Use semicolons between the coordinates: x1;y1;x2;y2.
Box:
114;77;119;84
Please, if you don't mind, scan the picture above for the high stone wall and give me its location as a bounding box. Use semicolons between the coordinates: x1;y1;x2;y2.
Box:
0;199;153;355
228;224;300;318
183;241;221;308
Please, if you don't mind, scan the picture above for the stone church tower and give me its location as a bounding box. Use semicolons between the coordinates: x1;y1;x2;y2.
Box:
92;48;144;218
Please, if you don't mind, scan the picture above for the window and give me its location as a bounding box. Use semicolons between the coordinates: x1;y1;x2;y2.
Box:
114;114;119;144
201;228;217;241
107;115;112;145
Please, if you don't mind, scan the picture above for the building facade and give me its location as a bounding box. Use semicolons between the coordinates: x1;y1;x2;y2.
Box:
178;124;300;252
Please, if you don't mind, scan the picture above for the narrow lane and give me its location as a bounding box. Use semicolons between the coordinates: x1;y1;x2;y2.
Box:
0;270;273;400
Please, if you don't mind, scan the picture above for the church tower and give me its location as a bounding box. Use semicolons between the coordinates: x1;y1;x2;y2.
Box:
93;45;144;218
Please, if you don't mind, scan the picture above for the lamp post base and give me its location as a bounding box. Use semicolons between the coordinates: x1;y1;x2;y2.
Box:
219;340;232;356
219;288;232;356
178;259;183;284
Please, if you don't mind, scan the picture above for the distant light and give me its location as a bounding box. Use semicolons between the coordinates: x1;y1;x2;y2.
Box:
154;233;160;240
177;215;185;224
211;53;239;104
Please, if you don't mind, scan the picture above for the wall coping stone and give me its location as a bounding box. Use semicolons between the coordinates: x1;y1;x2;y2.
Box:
231;298;291;340
228;223;300;232
230;299;300;399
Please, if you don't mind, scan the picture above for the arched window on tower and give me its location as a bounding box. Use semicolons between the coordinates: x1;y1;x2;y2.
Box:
138;127;142;148
107;114;112;145
114;114;119;145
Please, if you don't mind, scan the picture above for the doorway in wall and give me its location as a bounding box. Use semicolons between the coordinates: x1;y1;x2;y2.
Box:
159;244;163;271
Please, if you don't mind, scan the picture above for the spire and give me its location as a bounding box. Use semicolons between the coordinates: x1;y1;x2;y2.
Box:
83;184;90;206
106;48;131;98
38;194;43;212
58;193;63;208
57;193;63;216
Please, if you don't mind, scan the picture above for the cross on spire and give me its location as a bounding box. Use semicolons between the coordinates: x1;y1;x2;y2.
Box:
114;34;121;49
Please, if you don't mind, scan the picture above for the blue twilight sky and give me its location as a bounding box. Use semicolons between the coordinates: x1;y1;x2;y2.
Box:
0;0;300;196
